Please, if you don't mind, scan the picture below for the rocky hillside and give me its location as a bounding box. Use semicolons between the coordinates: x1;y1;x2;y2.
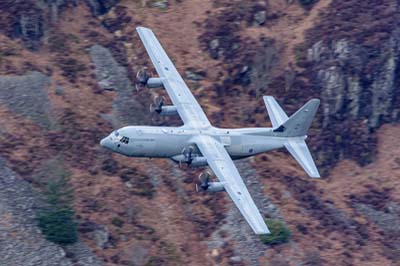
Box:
0;0;399;266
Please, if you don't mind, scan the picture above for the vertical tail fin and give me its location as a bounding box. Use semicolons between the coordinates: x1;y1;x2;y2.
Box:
278;99;320;137
263;96;320;178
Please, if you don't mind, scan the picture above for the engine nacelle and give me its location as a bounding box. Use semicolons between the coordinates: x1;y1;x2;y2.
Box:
147;77;164;88
158;105;178;116
202;182;225;192
190;156;208;167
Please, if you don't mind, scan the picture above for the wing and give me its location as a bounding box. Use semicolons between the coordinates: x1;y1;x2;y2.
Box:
193;135;270;234
136;27;211;128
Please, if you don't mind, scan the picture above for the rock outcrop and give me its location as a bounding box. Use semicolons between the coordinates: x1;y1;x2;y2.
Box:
90;44;148;126
0;71;52;128
307;35;400;130
0;0;70;50
200;0;400;169
0;0;119;49
297;0;400;167
0;158;102;266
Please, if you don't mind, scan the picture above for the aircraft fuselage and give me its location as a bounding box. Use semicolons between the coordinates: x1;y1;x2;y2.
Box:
100;125;288;161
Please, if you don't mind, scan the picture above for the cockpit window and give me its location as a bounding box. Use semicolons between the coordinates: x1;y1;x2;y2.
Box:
120;136;129;144
114;131;119;137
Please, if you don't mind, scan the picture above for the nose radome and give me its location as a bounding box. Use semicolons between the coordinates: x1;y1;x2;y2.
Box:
100;137;109;148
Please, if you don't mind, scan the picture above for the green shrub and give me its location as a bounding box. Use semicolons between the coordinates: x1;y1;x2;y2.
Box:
38;207;78;245
111;217;124;228
260;218;291;245
37;176;78;245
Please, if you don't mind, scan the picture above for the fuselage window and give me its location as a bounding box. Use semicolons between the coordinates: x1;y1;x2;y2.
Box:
120;136;129;144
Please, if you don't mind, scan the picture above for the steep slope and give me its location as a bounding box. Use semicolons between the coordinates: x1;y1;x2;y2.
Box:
0;1;399;266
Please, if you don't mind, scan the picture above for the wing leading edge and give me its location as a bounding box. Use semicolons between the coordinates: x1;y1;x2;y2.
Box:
193;136;270;234
136;27;211;128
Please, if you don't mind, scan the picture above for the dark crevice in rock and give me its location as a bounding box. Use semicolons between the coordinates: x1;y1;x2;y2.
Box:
85;0;119;16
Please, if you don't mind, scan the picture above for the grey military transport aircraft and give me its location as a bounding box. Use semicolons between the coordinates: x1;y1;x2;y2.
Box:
100;27;321;234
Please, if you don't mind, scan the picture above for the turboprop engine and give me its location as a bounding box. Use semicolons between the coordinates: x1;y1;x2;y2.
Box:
196;171;225;192
135;68;164;90
171;146;208;167
150;96;178;116
190;156;208;167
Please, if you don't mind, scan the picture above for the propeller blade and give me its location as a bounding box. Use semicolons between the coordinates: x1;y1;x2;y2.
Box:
198;170;211;183
153;95;165;107
182;146;194;164
135;68;151;91
150;95;164;114
135;83;144;92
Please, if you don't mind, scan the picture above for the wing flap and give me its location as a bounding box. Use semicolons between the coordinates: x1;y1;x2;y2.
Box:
194;136;270;234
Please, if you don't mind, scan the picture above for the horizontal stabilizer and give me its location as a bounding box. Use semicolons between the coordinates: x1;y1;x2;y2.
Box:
285;139;320;178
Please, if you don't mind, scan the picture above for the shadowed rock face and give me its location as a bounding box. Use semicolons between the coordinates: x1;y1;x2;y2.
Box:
307;35;400;130
0;0;69;50
300;36;400;167
0;0;119;49
297;0;400;168
85;0;119;16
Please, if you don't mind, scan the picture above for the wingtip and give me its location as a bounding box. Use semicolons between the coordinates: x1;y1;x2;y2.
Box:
256;229;271;235
136;26;150;32
255;223;271;235
307;169;321;178
263;95;274;101
309;98;321;106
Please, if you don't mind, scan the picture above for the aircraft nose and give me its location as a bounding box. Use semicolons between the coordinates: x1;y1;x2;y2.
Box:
100;137;111;149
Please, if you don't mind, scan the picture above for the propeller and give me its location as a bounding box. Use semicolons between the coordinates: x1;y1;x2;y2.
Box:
149;95;165;114
135;67;151;91
196;170;211;191
182;146;194;164
178;146;194;168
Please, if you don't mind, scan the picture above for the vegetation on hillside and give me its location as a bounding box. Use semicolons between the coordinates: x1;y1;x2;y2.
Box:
260;218;291;245
37;175;78;245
